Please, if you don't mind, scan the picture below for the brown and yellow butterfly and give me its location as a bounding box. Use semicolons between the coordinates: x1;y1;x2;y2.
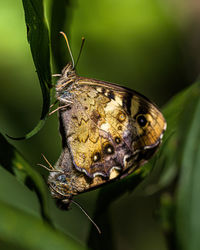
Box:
47;32;166;208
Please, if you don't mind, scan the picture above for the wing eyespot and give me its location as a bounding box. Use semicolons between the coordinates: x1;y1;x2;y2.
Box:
93;152;101;162
117;111;126;122
118;125;122;130
115;137;121;144
104;144;114;155
136;114;148;127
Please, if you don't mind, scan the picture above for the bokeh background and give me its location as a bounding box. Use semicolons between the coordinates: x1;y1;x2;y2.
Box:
0;0;200;249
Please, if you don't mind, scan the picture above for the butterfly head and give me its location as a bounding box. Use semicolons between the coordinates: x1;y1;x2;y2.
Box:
48;172;73;209
61;62;76;78
55;62;77;93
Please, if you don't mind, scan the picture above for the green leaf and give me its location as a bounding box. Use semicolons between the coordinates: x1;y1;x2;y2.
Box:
0;200;86;250
9;0;52;140
175;82;200;250
146;81;200;249
0;132;51;223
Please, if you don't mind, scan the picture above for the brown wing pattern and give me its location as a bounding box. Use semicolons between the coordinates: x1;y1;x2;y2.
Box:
129;95;166;151
58;77;166;178
59;82;134;178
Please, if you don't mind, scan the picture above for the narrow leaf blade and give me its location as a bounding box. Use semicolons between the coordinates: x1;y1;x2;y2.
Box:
8;0;52;140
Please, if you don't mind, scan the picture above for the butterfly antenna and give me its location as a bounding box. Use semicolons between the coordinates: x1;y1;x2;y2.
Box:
37;163;52;172
49;184;101;234
74;37;85;69
41;153;54;171
60;31;75;69
37;154;64;173
71;200;101;234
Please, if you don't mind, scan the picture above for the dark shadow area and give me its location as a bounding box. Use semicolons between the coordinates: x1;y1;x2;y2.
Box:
0;133;15;174
87;174;143;249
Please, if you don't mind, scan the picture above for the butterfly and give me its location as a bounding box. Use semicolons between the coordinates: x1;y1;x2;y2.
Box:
47;32;166;209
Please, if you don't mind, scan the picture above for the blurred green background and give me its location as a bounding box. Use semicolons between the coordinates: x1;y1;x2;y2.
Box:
0;0;200;249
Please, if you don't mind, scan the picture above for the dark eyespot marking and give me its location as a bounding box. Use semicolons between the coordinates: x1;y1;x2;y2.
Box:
57;174;67;183
136;114;147;127
118;125;122;130
117;111;126;122
93;152;101;162
104;144;114;155
115;137;121;144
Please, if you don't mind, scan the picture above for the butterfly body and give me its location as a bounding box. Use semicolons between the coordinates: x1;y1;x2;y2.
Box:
48;62;166;207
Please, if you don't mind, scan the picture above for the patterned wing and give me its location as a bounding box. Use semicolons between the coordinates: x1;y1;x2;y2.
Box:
58;78;166;178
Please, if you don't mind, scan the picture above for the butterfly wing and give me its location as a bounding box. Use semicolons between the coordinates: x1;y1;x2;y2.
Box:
58;77;166;178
